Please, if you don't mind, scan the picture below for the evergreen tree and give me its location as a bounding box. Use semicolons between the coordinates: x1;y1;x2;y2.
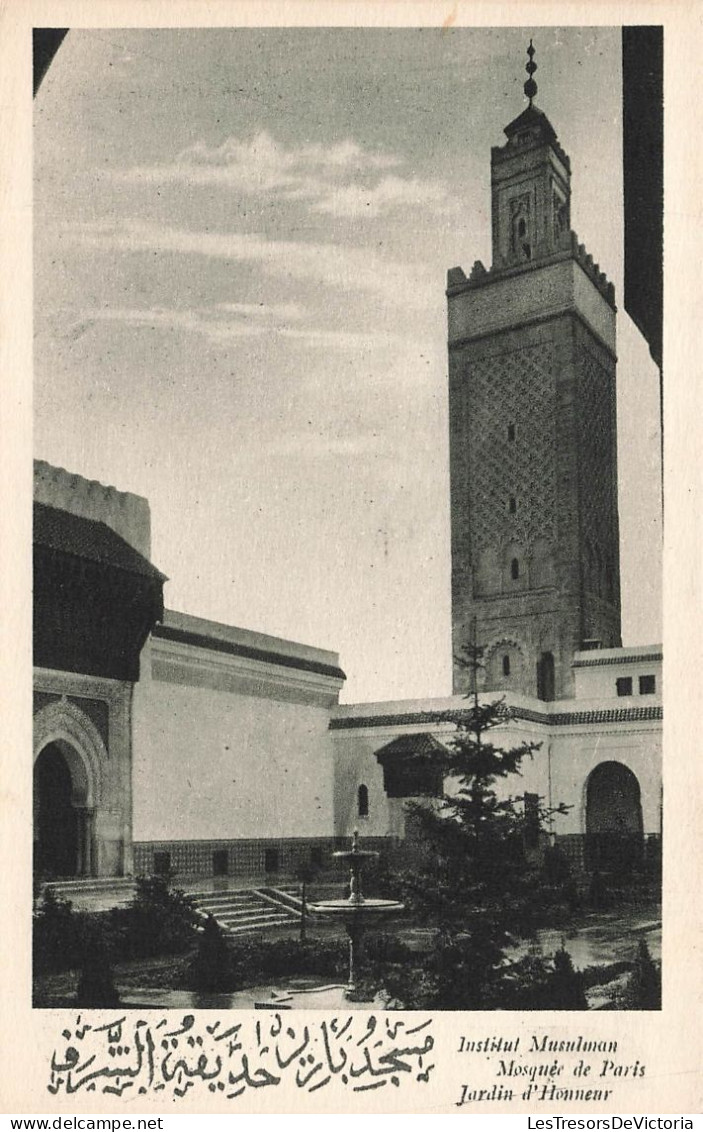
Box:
622;938;661;1009
380;640;571;1009
549;946;588;1010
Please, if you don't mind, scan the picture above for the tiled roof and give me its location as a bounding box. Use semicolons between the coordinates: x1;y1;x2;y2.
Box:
331;704;662;731
375;733;449;761
34;502;166;582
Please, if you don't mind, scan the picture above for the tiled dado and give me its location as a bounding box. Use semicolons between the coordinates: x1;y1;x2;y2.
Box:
132;838;345;880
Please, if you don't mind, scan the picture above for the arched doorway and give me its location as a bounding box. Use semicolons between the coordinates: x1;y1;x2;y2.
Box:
33;742;94;878
585;761;643;874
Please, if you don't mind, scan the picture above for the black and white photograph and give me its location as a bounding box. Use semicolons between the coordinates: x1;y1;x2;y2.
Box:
3;1;701;1116
30;23;664;1016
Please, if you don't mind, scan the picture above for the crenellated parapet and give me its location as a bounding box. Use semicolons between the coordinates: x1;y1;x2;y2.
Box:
447;231;614;311
569;231;615;307
33;459;152;559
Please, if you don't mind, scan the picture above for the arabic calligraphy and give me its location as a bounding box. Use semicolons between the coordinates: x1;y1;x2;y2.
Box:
48;1014;435;1099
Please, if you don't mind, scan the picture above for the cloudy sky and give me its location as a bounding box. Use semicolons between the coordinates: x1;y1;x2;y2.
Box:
34;26;662;702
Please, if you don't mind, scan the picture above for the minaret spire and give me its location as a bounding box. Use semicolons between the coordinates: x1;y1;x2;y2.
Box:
524;39;538;106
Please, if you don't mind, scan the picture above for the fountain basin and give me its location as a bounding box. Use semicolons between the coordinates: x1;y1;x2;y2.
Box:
308;898;404;918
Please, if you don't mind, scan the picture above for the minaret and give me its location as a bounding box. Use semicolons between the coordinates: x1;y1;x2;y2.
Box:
447;43;621;701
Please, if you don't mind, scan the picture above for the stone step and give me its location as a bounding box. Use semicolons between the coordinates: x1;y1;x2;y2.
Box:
215;908;294;925
190;885;301;937
187;890;264;906
41;878;137;911
225;916;297;937
207;905;294;923
44;877;134;891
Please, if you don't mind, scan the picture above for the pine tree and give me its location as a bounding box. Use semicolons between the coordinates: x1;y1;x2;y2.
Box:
381;640;571;1009
622;938;661;1009
549;946;588;1009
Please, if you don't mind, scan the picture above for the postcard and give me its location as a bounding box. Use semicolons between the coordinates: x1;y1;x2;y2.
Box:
1;0;700;1116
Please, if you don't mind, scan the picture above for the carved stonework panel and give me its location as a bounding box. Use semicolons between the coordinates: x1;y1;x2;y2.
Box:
577;351;617;568
466;342;557;552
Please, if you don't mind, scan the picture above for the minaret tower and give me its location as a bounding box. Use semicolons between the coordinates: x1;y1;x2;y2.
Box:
447;43;621;701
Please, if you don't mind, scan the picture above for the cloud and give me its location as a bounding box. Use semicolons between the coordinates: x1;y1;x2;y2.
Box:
68;306;269;343
279;327;398;351
312;174;452;219
215;301;306;321
178;133;399;182
109;130;452;219
61;218;437;309
67;303;407;352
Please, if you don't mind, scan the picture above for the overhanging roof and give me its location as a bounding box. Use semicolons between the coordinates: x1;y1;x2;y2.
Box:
34;502;167;583
375;732;449;765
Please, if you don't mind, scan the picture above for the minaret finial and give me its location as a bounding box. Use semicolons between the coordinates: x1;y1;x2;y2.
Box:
524;39;538;106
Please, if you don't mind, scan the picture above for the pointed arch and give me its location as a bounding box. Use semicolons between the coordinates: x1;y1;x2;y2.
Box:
33;698;105;807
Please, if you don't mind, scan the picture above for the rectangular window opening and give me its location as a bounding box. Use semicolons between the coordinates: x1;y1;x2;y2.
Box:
153;851;171;877
265;847;279;874
639;674;656;695
616;677;633;697
212;849;229;876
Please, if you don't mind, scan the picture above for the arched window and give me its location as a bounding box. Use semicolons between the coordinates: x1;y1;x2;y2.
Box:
357;784;369;818
502;655;511;677
510;557;519;580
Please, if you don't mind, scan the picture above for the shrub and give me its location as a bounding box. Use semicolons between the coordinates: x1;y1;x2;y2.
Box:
619;938;661;1009
498;954;558;1010
75;926;120;1008
33;889;83;972
181;932;348;992
114;875;200;959
549;946;588;1009
256;937;346;979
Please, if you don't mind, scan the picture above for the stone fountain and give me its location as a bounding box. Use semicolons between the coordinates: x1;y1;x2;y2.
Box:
308;830;404;995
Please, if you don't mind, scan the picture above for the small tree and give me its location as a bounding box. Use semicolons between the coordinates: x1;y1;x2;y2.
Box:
621;938;661;1009
124;874;200;957
549;946;588;1010
379;640;571;1009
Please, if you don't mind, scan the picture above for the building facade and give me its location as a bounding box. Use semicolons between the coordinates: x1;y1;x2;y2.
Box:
32;67;662;884
33;461;164;878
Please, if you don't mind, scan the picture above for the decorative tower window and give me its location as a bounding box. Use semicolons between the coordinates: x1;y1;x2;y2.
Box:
510;557;520;580
509;495;517;514
553;190;568;243
507;423;516;441
510;196;532;262
502;655;511;677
